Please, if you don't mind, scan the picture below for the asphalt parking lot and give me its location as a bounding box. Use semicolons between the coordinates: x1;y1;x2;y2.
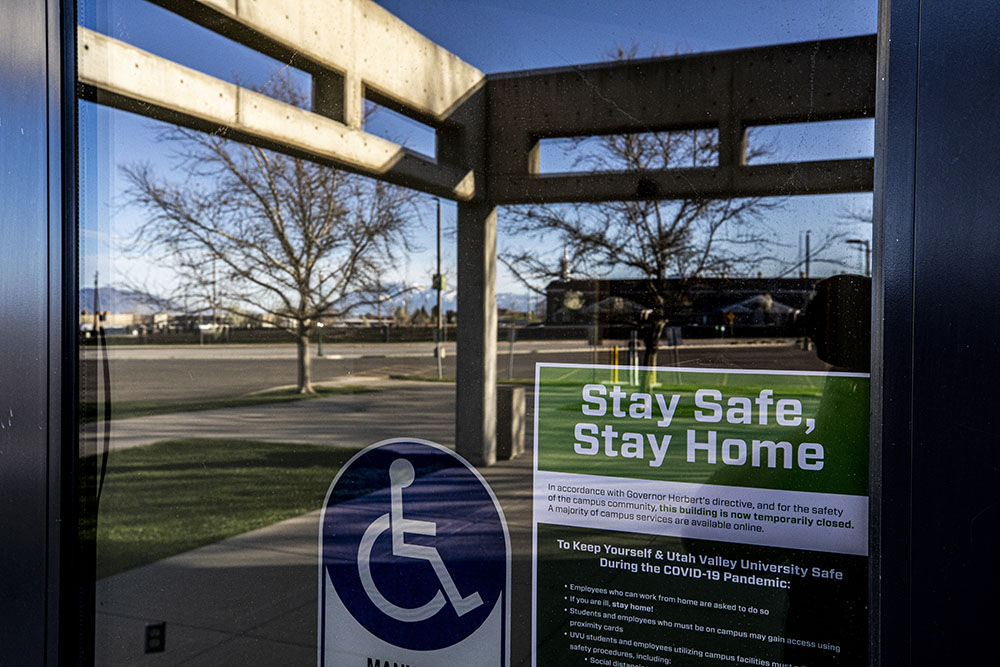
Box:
83;339;829;402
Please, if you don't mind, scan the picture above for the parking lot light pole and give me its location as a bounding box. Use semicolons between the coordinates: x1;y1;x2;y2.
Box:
846;238;871;276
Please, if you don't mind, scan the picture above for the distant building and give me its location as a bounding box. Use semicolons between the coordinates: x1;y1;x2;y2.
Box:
545;277;820;334
78;310;168;333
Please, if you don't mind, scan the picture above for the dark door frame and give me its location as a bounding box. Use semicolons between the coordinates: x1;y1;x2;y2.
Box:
874;0;1000;664
0;0;78;664
3;0;999;663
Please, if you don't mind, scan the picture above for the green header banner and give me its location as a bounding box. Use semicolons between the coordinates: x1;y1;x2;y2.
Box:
534;364;869;497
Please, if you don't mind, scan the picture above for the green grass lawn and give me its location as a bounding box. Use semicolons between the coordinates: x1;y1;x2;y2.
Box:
81;384;378;422
83;438;359;578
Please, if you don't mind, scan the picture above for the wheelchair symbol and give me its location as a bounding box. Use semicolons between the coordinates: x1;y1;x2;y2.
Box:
357;458;484;623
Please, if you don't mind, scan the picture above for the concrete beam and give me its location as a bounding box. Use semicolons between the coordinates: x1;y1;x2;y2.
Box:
486;35;876;203
77;28;475;201
149;0;484;124
488;36;874;136
492;158;874;204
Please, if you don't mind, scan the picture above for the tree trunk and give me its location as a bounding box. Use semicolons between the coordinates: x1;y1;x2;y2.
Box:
641;319;666;390
296;329;314;394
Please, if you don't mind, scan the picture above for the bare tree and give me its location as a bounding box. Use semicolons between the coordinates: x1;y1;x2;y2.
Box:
502;47;777;371
124;80;418;393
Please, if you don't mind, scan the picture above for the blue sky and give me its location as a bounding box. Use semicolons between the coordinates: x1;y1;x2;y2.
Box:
376;0;876;72
80;0;876;298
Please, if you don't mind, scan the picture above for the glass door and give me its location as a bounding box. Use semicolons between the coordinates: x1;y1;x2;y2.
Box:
76;1;876;664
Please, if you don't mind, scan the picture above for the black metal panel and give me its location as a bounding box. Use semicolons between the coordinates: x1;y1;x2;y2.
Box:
0;0;59;663
54;0;83;664
907;0;1000;662
872;0;920;664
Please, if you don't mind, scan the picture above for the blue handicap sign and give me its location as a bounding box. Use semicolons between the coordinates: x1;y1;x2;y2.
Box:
320;439;509;662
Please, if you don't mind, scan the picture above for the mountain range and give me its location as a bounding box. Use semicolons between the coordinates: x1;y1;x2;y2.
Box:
79;283;544;316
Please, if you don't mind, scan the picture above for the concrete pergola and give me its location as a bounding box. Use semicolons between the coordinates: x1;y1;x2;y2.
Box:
77;0;875;466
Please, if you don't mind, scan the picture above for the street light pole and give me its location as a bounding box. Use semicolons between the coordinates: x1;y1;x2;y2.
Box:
846;239;871;277
93;270;99;333
805;230;811;279
212;256;217;328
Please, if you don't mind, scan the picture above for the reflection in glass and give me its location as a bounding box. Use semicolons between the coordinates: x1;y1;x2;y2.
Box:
78;1;875;664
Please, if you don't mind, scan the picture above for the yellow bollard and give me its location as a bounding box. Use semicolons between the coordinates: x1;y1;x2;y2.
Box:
612;346;619;383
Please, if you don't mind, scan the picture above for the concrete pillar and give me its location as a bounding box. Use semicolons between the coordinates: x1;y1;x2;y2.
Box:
719;118;747;168
496;385;526;460
312;64;365;130
344;72;365;129
456;202;498;466
527;138;541;174
312;65;363;129
312;70;348;124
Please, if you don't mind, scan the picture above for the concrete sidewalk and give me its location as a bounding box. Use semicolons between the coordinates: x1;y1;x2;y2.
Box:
94;431;536;666
90;379;537;664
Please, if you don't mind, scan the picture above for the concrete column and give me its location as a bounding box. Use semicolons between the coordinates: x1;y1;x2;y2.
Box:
343;72;365;129
312;69;364;129
496;385;526;460
527;138;541;174
312;70;348;124
719;118;747;168
456;202;498;466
